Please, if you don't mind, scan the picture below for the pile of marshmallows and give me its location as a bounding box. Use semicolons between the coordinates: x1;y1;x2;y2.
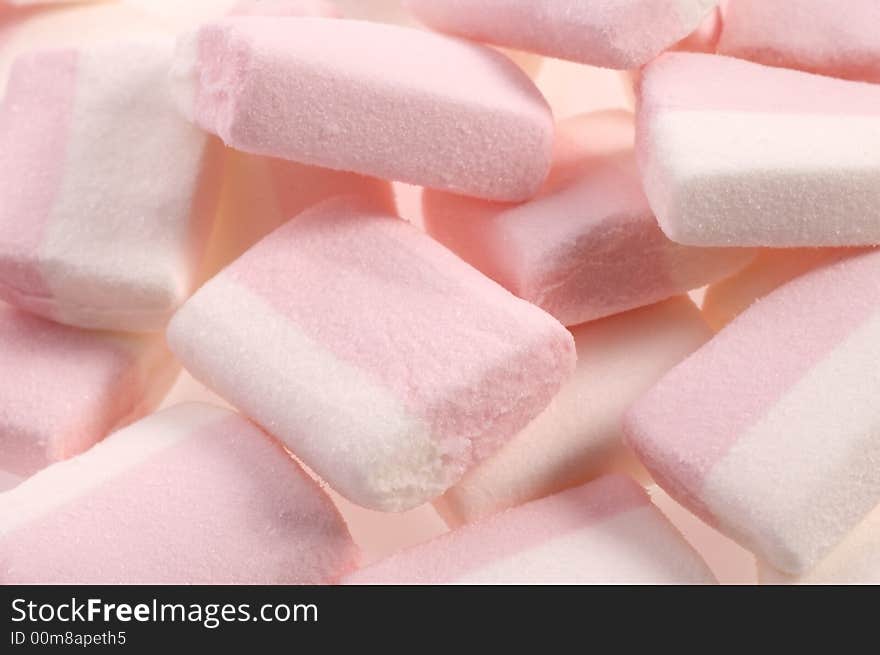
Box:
1;0;879;585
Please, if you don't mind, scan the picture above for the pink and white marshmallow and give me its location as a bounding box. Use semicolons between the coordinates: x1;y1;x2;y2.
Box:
424;110;753;326
437;297;713;527
0;38;222;331
406;0;720;69
637;53;880;247
0;303;178;479
168;197;575;512
0;403;358;584
346;475;716;584
172;17;553;202
625;249;880;574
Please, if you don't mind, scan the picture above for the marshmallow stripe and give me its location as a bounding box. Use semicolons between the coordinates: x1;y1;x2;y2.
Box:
39;43;215;328
0;49;77;306
639;53;880;116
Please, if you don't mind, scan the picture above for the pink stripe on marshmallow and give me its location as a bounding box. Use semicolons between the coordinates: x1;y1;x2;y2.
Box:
639;52;880;117
0;49;77;304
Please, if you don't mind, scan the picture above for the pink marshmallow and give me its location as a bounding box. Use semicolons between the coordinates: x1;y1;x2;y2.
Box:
172;17;553;202
760;503;880;585
168;197;575;512
0;38;222;331
702;249;858;330
0;303;178;478
637;53;880;247
345;475;716;584
424;111;753;326
406;0;719;69
437;297;713;526
0;403;357;584
625;249;880;574
719;0;880;84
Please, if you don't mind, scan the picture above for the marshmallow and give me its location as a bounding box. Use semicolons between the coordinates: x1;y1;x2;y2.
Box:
168;197;575;512
0;404;358;584
345;475;716;584
424;111;753;326
203;150;393;277
0;303;178;478
437;297;713;526
760;503;880;585
625;249;880;574
406;0;719;69
702;249;855;330
172;17;553;202
0;38;222;331
719;0;880;84
637;53;880;247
